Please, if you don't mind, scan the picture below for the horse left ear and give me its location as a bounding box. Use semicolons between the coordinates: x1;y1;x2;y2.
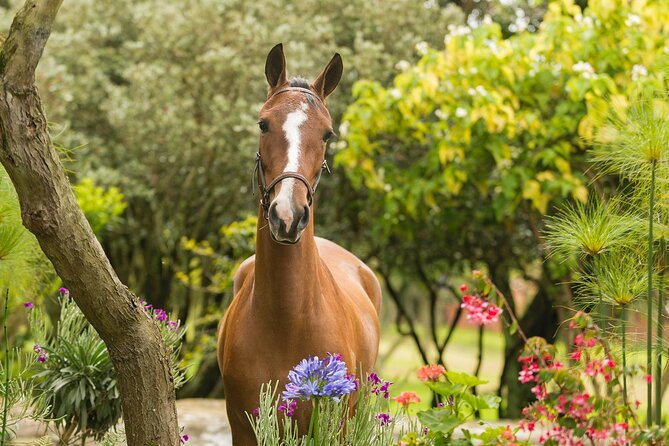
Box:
312;53;343;100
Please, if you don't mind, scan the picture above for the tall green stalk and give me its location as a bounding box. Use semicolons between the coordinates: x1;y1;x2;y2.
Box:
647;160;656;426
656;238;665;425
1;289;9;446
621;305;628;411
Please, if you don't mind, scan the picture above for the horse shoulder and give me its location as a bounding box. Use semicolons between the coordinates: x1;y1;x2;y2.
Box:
233;254;256;296
218;254;256;373
315;237;382;314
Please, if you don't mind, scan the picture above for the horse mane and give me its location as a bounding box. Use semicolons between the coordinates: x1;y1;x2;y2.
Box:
289;77;310;89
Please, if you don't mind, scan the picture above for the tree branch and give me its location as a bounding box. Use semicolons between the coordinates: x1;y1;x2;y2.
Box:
380;268;431;366
1;0;63;92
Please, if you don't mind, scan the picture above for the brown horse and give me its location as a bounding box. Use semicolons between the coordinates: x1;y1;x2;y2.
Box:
217;44;382;445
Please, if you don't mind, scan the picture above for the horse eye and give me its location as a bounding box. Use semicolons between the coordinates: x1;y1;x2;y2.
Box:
323;131;335;142
258;120;269;133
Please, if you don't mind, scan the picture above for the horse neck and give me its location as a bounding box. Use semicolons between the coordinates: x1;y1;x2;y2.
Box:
253;206;322;317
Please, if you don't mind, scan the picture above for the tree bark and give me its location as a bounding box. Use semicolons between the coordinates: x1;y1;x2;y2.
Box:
0;2;179;445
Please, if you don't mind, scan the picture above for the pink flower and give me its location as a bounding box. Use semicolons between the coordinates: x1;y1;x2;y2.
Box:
393;391;421;408
570;350;582;362
459;283;468;292
460;295;503;325
24;301;33;309
417;364;445;382
58;287;69;295
645;374;652;383
518;362;539;383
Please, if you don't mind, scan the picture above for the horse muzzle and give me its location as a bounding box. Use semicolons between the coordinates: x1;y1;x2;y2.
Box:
268;201;310;244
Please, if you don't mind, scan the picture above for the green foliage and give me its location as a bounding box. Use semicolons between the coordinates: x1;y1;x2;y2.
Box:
418;372;500;442
338;0;669;234
0;167;45;299
73;178;127;236
29;295;187;442
177;215;257;297
31;297;122;442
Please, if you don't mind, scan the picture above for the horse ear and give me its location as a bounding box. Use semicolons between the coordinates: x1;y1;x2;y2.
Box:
265;43;287;91
312;53;343;100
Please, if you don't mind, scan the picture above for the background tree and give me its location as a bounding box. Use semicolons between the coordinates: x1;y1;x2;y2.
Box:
335;0;669;416
0;1;179;443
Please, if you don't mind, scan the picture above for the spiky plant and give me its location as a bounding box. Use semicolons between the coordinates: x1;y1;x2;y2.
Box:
592;95;669;425
576;251;647;401
544;197;639;327
0;168;45;298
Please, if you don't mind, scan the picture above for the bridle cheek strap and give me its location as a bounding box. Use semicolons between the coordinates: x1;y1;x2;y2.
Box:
254;152;329;220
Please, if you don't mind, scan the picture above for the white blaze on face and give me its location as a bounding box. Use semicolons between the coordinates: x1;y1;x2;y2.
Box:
273;101;309;227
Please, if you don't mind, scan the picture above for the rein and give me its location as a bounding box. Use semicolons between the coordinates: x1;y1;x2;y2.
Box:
253;87;331;220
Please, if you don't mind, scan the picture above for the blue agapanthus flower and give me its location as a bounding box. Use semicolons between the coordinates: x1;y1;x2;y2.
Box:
282;353;356;402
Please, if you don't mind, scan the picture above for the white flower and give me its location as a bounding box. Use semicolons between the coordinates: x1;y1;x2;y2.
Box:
572;61;596;79
338;121;349;137
455;107;467;118
631;64;648;81
434;109;448;120
415;41;429;56
395;60;411;71
475;85;488;96
389;88;402;99
625;14;642;27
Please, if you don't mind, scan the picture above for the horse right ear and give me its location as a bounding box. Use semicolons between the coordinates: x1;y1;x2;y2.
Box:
265;43;287;91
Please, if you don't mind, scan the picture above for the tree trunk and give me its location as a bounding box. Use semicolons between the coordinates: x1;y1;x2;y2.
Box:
0;2;179;445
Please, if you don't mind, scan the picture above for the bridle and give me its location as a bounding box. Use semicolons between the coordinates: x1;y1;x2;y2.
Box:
253;87;331;220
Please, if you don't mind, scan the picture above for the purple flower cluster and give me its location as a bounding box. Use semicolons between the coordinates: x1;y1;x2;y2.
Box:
376;412;391;426
138;300;180;329
278;399;298;417
58;287;69;296
282;353;357;402
33;344;47;363
367;372;393;398
24;301;33;310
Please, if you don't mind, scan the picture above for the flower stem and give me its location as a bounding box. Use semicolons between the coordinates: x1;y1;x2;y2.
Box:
656;238;665;425
647;160;656;426
1;289;9;446
307;399;319;445
621;305;628;411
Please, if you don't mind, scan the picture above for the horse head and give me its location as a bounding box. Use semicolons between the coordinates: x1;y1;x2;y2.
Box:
255;43;342;244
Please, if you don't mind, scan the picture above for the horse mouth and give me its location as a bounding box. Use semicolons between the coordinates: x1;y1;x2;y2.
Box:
269;228;302;245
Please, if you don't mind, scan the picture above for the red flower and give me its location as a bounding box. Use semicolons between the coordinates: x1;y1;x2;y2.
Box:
392;391;421;408
417;364;446;382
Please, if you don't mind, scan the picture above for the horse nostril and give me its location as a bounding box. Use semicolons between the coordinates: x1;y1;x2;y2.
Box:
297;205;310;231
268;202;282;228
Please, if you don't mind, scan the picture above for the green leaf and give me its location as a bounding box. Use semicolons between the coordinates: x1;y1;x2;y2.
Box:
417;409;462;435
426;381;466;397
445;371;488;386
461;392;501;411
